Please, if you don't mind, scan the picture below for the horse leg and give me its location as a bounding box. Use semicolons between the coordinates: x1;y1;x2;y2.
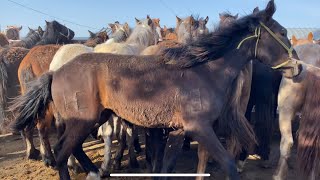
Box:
182;136;191;151
145;128;167;173
132;126;142;153
37;110;56;167
21;127;40;160
196;143;209;180
99;123;113;177
186;124;239;180
67;155;82;173
160;129;184;175
126;124;139;168
273;108;295;180
72;144;99;178
113;127;126;170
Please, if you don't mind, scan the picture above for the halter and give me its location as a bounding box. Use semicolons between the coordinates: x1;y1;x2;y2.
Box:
237;22;294;69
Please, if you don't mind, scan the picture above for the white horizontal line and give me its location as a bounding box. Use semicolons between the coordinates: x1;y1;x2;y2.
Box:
110;173;210;177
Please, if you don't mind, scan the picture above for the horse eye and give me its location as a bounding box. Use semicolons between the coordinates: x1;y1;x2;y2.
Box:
280;29;287;36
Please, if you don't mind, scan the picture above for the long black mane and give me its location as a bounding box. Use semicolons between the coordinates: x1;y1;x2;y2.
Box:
162;13;261;68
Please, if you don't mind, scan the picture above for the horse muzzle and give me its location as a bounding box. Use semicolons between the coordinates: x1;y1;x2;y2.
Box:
276;58;302;78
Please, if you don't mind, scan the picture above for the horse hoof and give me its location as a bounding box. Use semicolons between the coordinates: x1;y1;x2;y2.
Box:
43;157;56;168
99;168;110;178
27;149;40;160
129;160;139;168
86;172;101;180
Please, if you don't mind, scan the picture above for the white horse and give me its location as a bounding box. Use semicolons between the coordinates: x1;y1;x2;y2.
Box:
94;16;159;55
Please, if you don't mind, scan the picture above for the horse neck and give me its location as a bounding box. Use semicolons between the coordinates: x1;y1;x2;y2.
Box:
125;27;155;48
206;48;252;81
23;33;41;48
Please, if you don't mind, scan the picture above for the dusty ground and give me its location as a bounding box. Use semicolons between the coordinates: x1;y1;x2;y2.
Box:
0;130;302;180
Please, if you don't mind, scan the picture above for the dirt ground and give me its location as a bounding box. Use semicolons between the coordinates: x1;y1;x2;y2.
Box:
0;130;302;180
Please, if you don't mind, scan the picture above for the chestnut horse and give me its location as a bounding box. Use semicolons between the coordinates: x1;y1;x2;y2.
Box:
11;1;301;179
291;32;314;46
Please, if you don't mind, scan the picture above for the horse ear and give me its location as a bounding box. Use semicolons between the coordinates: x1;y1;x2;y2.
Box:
38;26;44;35
264;0;276;20
28;27;32;31
253;7;260;14
147;15;151;19
176;16;182;24
163;25;167;31
204;16;209;24
18;26;22;31
291;35;297;45
308;32;314;41
88;30;95;38
135;17;140;24
45;20;50;25
234;14;239;19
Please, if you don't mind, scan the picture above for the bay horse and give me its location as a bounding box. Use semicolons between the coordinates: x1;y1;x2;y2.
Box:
291;32;314;46
16;31;110;166
94;16;159;54
5;25;22;40
10;1;301;179
10;26;44;49
274;43;320;180
36;20;75;45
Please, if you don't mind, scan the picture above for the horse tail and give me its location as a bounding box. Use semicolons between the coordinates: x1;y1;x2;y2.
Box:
9;72;53;131
0;59;8;131
297;71;320;177
220;71;257;155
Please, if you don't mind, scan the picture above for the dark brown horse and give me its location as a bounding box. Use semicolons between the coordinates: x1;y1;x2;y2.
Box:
11;1;300;179
36;20;75;45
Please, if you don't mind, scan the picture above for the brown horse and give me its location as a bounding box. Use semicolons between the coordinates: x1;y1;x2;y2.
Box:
10;1;301;179
84;30;109;47
18;45;61;165
0;47;29;133
17;30;110;166
5;26;22;40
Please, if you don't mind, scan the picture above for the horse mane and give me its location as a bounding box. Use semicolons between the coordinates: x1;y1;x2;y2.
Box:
298;70;320;177
162;13;260;68
126;24;155;47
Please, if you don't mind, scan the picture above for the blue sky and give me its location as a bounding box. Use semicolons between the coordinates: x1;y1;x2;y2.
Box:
1;0;320;37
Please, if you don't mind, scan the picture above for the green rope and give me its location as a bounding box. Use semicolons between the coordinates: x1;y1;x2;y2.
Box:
259;22;293;58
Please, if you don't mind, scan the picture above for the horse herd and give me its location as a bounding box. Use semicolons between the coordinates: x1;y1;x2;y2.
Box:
1;1;320;179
